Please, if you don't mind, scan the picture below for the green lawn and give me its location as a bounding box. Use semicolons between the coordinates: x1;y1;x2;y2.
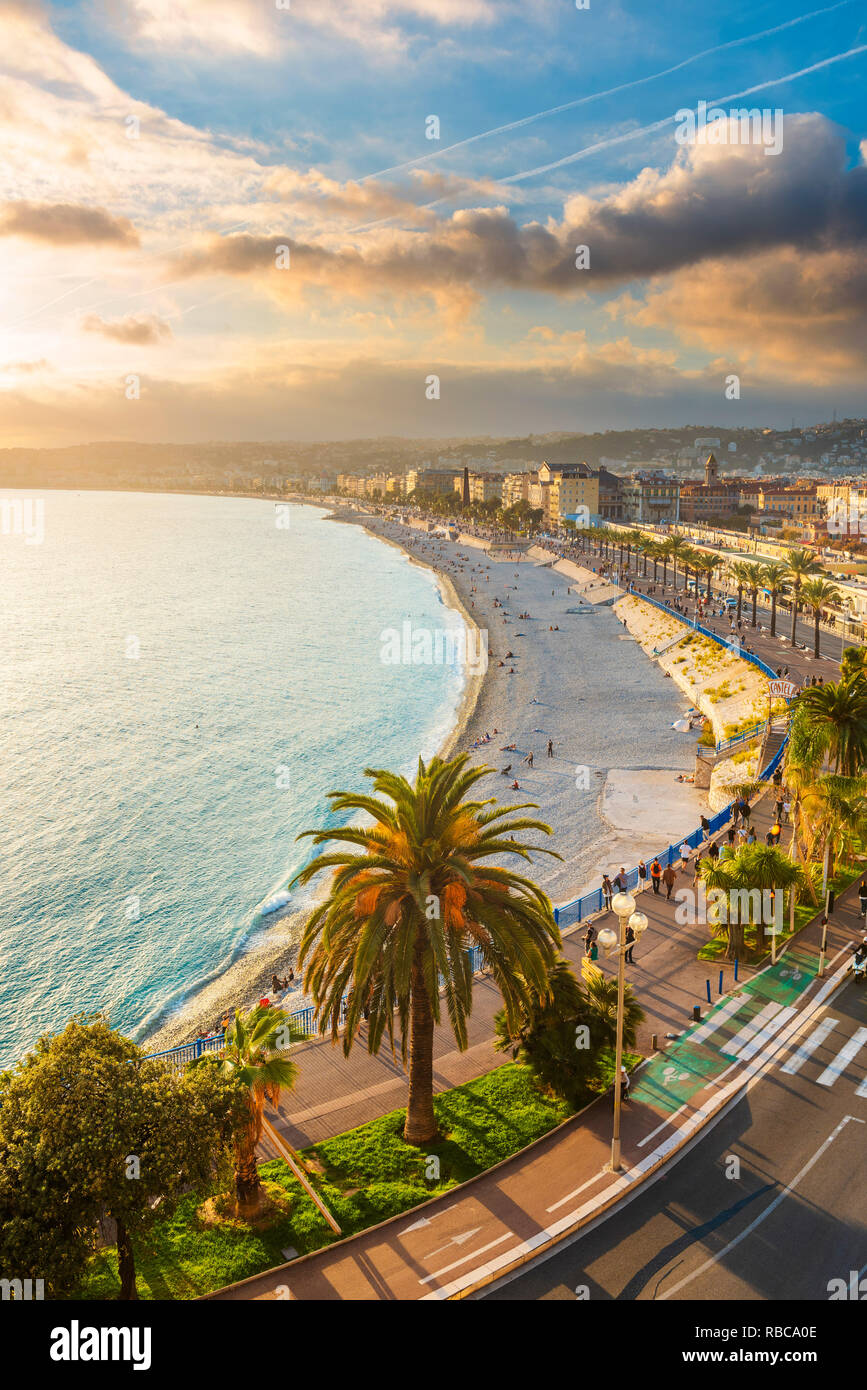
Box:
78;1056;636;1301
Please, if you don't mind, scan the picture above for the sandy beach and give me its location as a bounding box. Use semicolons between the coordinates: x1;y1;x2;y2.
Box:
141;508;710;1054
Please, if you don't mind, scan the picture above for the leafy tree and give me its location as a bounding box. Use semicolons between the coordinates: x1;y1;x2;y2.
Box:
493;958;643;1106
0;1016;244;1299
190;1003;303;1217
292;754;562;1144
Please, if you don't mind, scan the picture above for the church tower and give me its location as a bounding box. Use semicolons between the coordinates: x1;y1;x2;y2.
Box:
704;452;719;485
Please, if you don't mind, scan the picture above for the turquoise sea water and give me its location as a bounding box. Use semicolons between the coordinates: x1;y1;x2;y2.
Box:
0;492;466;1068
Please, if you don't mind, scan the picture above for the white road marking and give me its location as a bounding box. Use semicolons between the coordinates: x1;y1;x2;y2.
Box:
735;1005;797;1062
816;1027;867;1087
780;1017;839;1074
546;1169;611;1213
721;1001;782;1057
419;1233;514;1285
424;1227;482;1260
687;994;747;1047
636;1102;691;1150
659;1115;866;1300
400;1203;460;1236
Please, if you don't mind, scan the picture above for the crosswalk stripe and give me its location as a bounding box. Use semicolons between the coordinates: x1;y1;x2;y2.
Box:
816;1027;867;1088
781;1017;839;1075
721;1001;782;1057
735;1006;797;1062
855;1075;867;1099
687;994;746;1047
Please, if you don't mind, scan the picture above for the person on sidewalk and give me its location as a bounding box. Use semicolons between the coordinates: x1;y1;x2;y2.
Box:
679;841;691;872
637;859;648;888
619;1065;631;1102
700;814;711;840
727;821;737;845
662;863;677;900
613;866;627;893
624;923;636;964
859;879;867;919
583;925;597;955
650;858;662;893
602;874;613;909
707;840;720;862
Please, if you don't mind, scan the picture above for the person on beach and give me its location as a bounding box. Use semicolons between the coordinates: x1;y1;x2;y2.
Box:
547;738;554;757
523;751;534;768
271;974;282;994
602;875;614;909
650;858;662;893
662;863;677;900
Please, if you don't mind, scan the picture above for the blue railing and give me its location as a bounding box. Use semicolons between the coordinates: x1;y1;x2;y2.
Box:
142;946;487;1069
715;720;767;754
553;590;789;931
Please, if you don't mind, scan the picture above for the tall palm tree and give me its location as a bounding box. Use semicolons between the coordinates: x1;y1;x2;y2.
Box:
800;577;842;659
740;561;766;628
795;677;867;776
728;560;750;626
783;547;824;647
665;535;691;591
291;755;562;1144
191;1003;302;1216
700;846;804;957
695;552;718;601
657;538;672;587
761;561;790;639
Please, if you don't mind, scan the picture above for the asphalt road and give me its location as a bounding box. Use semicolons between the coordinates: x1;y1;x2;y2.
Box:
483;972;867;1301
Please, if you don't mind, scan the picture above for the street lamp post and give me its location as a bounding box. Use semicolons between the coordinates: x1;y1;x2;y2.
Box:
597;894;649;1172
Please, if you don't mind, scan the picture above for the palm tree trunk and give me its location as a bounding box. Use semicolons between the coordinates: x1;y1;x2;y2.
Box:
405;945;437;1145
770;591;777;637
751;590;757;627
790;583;799;645
115;1218;138;1301
814;610;821;658
235;1140;263;1215
737;586;743;624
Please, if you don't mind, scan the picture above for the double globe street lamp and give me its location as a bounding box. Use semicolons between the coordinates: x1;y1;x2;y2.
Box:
596;891;649;1173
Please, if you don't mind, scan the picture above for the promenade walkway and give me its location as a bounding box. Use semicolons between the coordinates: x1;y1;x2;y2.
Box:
211;876;863;1301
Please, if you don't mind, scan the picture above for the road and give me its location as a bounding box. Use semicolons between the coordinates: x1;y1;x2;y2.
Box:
483;972;867;1301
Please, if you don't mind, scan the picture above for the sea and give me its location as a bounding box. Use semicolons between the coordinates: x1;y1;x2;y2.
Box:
0;491;466;1069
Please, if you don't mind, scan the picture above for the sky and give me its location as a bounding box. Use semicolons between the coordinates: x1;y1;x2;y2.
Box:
1;0;866;445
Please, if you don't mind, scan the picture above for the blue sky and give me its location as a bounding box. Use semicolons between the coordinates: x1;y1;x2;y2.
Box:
1;0;865;442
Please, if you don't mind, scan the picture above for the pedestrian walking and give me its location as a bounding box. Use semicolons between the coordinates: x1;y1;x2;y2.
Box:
662;863;677;900
602;874;613;909
700;814;711;840
650;858;662;894
708;841;720;862
727;821;736;845
624;923;636;964
859;879;867;918
583;925;597;954
679;840;691;871
638;859;648;886
770;820;781;845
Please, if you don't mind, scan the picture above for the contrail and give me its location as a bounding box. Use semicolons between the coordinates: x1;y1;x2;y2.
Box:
361;1;856;181
501;42;867;183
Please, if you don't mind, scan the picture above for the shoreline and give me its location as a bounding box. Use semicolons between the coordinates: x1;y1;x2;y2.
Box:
140;506;486;1055
140;506;753;1058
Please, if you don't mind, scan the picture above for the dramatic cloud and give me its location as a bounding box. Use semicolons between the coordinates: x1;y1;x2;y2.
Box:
80;313;173;344
0;201;140;246
169;116;867;316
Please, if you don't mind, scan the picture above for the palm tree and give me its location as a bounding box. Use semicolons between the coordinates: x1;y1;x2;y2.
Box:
493;957;643;1107
728;560;750;626
694;552;718;601
740;561;766;628
800;578;842;659
795;677;867;776
191;1003;302;1216
700;846;804;957
291;754;562;1144
841;645;867;681
801;775;867;888
783;547;824;647
665;535;691;592
761;561;789;639
657;538;672;587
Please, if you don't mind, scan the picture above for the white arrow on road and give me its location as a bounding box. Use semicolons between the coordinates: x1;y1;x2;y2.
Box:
399;1203;460;1236
424;1227;484;1261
